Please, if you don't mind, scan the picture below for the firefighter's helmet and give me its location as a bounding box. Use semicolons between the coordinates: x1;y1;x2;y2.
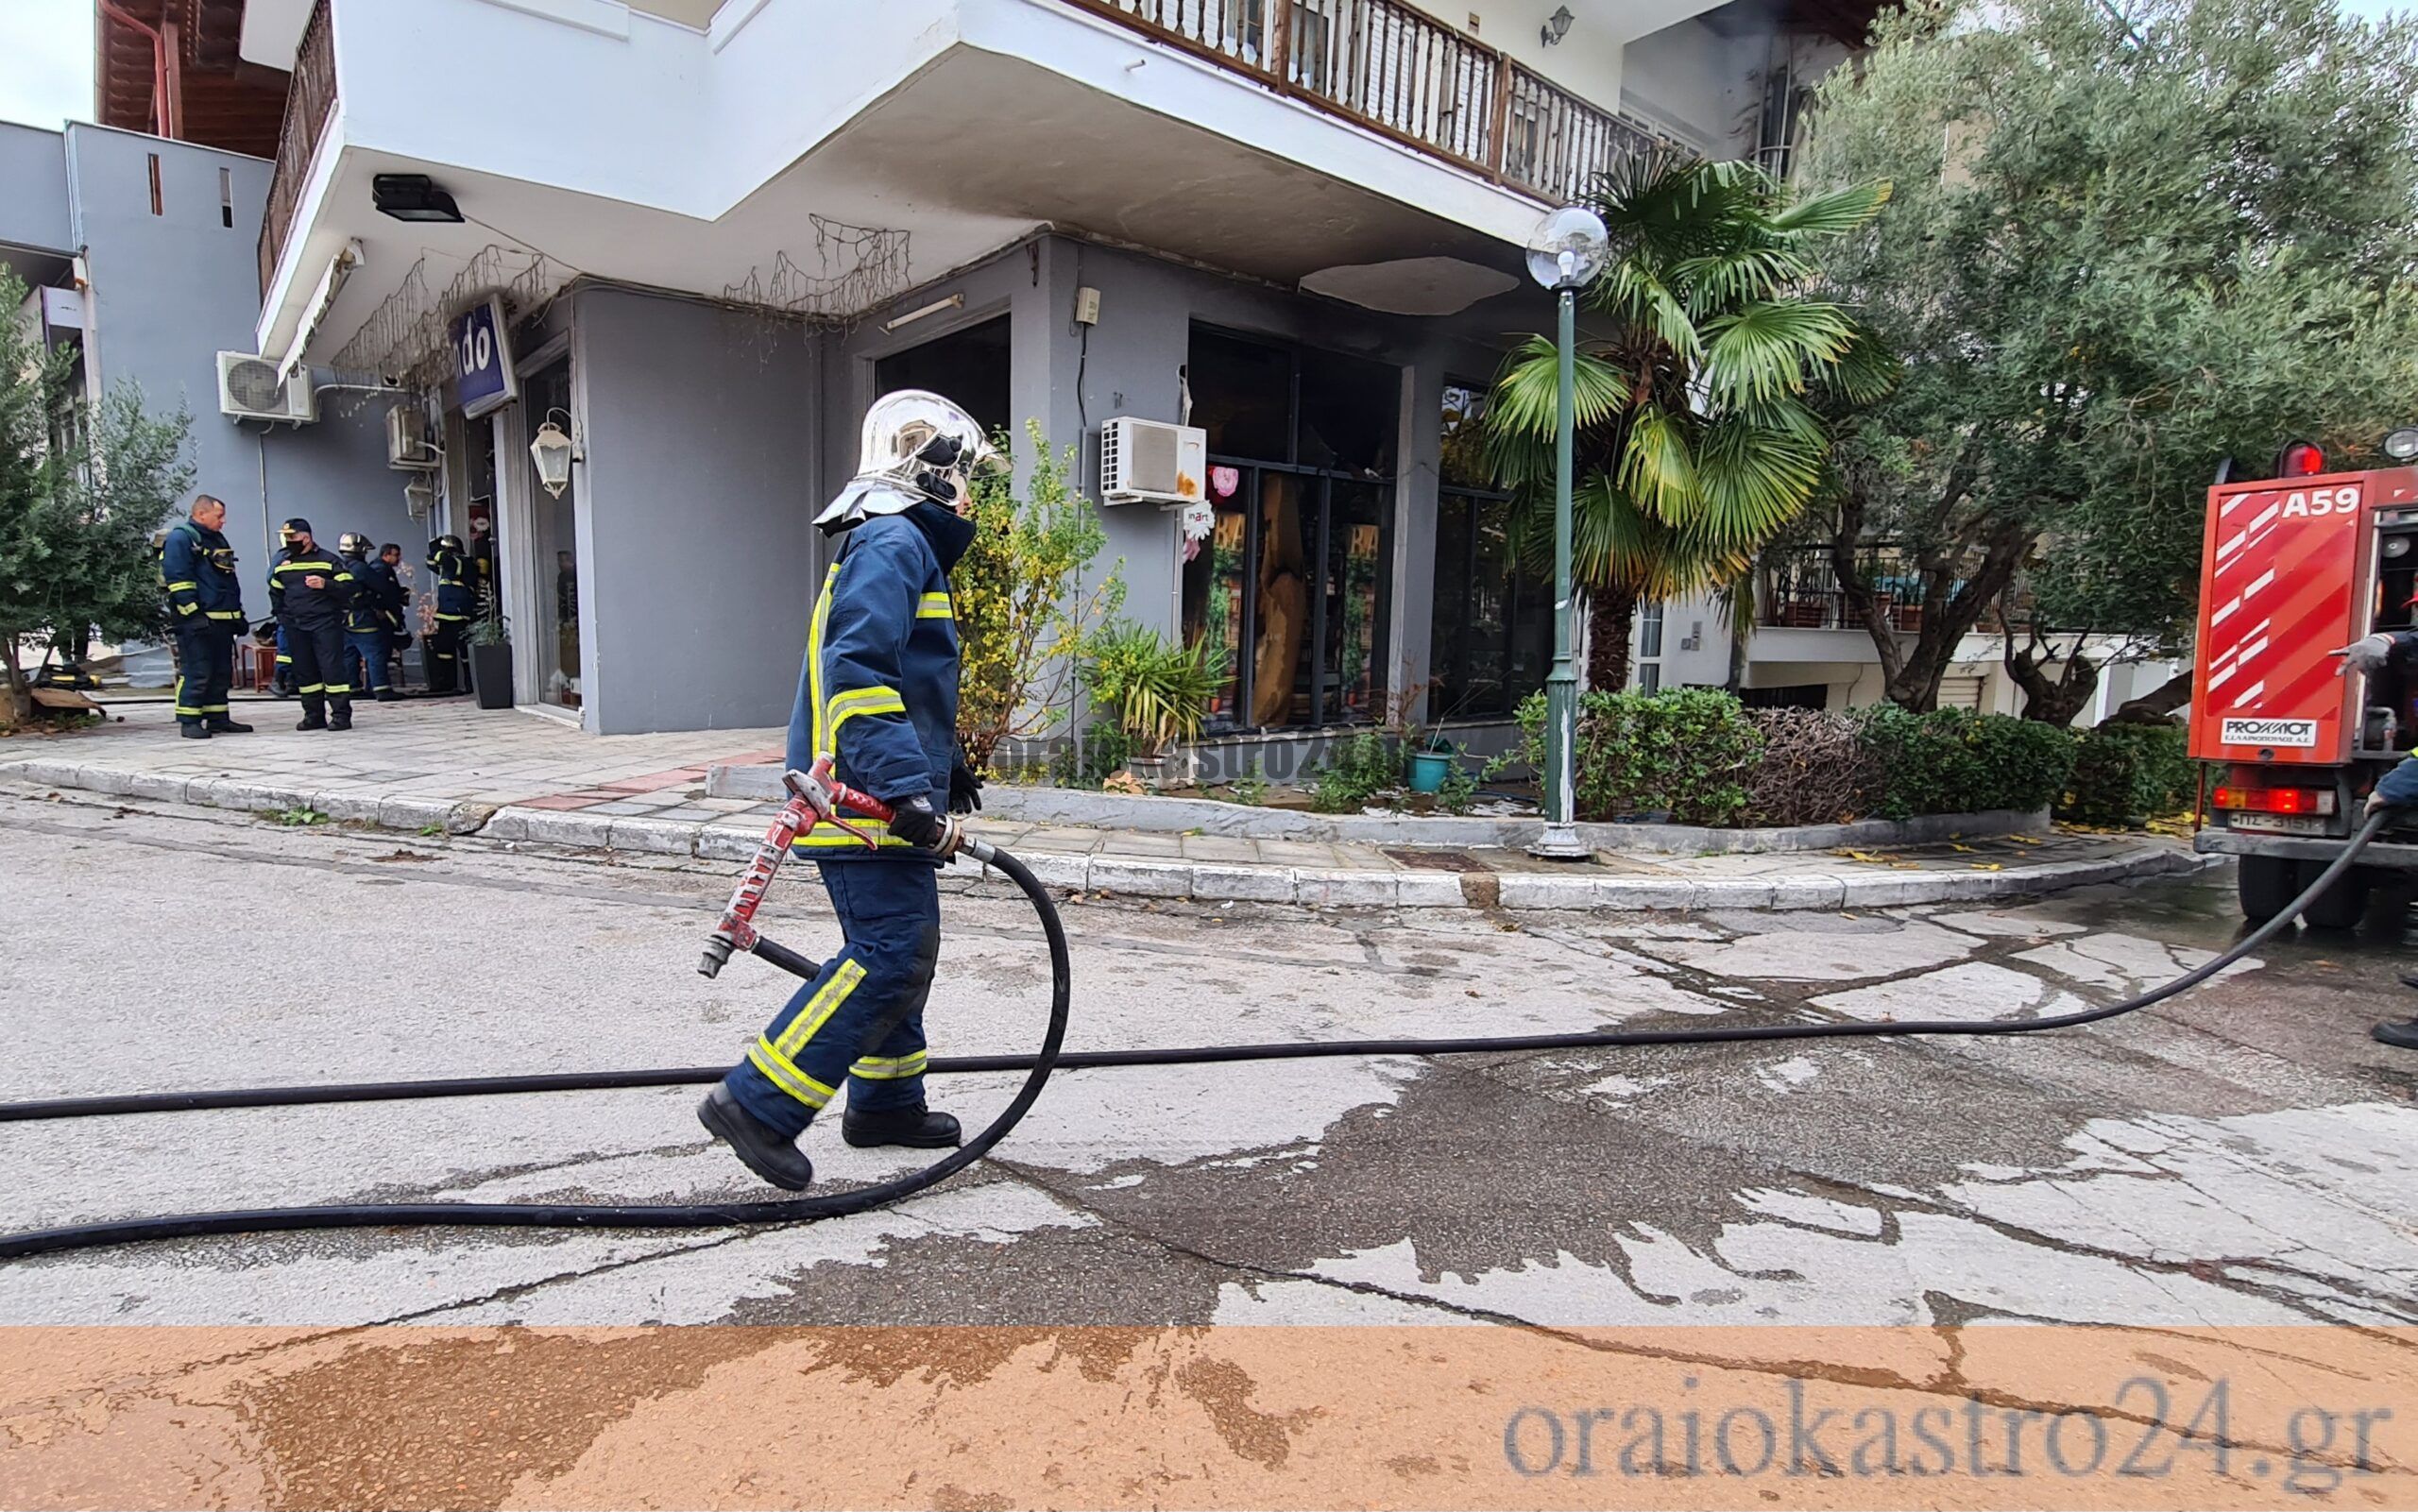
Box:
339;532;371;557
813;390;1001;535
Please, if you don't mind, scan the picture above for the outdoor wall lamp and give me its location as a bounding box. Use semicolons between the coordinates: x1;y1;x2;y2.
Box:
531;409;576;499
1541;6;1575;45
372;174;464;224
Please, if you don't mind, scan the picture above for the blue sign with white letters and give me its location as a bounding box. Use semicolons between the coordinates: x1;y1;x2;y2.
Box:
451;296;519;419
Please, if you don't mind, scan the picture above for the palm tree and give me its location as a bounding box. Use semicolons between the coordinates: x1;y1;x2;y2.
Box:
1485;154;1894;691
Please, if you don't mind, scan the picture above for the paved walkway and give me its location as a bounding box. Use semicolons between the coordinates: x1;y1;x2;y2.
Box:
3;697;2209;909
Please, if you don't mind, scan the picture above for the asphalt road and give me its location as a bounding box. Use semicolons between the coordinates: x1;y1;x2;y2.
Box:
1;785;2411;1505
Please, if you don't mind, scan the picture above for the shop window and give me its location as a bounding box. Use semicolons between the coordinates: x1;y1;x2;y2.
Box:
1427;382;1550;720
874;314;1011;440
1181;325;1400;730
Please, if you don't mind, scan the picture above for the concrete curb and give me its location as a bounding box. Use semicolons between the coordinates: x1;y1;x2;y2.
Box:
3;757;2213;911
707;762;2047;854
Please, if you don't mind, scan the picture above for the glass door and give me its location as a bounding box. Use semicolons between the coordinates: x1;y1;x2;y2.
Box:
521;360;581;710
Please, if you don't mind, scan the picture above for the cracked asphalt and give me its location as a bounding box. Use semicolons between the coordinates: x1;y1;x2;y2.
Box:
1;784;2413;1504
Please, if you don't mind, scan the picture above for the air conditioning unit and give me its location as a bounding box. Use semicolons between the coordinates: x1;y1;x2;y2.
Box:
386;405;440;470
216;351;315;423
1100;416;1207;505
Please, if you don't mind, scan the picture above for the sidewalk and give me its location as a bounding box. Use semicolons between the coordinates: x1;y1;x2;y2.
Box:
1;698;2212;909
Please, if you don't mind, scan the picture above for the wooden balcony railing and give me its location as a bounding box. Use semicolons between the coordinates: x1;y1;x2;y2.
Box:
1060;0;1675;202
258;0;334;297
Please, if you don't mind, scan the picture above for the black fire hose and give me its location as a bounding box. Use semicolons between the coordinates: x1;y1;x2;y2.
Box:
0;817;2385;1261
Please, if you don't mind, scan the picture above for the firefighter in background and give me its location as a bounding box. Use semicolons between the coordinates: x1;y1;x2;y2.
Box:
698;392;993;1190
160;494;252;739
424;535;475;694
337;533;404;702
2339;633;2418;1051
373;543;412;689
269;518;357;732
266;518;298;696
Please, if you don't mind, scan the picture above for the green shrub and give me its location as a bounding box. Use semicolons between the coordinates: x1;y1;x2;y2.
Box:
1853;705;2076;819
1513;688;1762;824
1436;746;1480;815
2060;722;2193;827
1313;729;1398;813
1048;723;1131;789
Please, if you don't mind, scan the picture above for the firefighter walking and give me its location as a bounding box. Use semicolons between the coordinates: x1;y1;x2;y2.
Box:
699;392;994;1191
269;518;357;732
160;494;252;740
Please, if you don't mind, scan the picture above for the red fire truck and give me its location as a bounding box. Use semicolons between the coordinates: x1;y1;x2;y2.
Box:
2190;435;2418;926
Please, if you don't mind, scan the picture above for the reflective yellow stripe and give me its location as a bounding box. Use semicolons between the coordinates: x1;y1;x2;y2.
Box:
850;1052;928;1080
333;572;353;583
792;829;916;850
916;592;953;620
773;960;866;1057
434;613;468;622
173;672;198;717
298;683;325;693
200;704;229;713
322;684;352;694
165;580;197;591
274;560;336;573
176;602;198;616
808;563;841;761
747;1040;836;1110
826;687;906;753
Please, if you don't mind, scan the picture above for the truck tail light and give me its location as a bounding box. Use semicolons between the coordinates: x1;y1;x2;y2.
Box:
2276;440;2326;477
2211;784;2336;815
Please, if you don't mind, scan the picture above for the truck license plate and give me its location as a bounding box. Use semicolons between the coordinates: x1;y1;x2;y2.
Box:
2230;814;2331;837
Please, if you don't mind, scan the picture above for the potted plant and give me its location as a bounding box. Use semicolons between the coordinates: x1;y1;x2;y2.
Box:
468;602;514;710
1081;620;1225;788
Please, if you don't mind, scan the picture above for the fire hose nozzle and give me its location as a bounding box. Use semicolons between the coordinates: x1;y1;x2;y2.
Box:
699;936;735;978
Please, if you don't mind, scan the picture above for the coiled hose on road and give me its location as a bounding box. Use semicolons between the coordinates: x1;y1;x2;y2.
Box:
0;816;2386;1260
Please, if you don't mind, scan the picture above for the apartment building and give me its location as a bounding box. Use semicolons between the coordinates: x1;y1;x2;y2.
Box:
198;0;1870;740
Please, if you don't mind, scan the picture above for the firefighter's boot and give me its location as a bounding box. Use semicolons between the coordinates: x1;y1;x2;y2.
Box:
328;696;353;732
296;691;327;731
842;1105;962;1149
205;715;254;734
697;1085;815;1190
2375;1019;2418;1051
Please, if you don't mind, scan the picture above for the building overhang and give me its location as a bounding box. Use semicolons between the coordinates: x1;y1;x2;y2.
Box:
259;0;1582;369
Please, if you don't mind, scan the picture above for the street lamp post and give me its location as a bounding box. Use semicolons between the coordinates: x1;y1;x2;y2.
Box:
1524;205;1610;860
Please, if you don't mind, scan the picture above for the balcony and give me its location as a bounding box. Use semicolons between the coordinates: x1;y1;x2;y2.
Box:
246;0;1728;371
1759;546;1927;634
1061;0;1676;204
256;0;333;297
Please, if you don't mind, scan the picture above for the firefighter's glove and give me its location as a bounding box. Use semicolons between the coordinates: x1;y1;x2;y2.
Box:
949;755;984;815
2368;790;2392;818
2336;634;2396;677
885;794;950;851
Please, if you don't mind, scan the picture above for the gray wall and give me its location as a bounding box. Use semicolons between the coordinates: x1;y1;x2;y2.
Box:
0;123;72;255
574;284;821;734
66;127;288;573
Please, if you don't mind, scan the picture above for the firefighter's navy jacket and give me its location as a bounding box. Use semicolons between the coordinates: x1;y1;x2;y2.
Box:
341;550;397;635
785;501;972;861
428;540;476;620
160;520;247;628
269;544;355;628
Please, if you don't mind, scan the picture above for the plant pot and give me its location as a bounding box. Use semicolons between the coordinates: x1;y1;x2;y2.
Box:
1405;749;1453;793
1126;753;1171;790
468;642;515;709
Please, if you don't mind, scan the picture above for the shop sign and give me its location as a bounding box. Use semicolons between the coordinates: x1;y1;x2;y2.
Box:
452;296;519;419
